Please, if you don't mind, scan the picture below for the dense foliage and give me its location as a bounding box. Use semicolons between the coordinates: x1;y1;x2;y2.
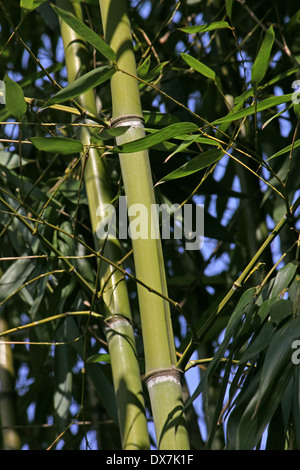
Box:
0;0;299;449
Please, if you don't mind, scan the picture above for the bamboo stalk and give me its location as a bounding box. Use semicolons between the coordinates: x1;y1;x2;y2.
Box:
0;317;21;450
99;0;190;449
55;0;149;450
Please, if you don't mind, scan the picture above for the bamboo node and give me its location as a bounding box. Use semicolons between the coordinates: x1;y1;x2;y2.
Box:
232;281;242;291
144;366;182;388
110;114;144;128
103;313;133;329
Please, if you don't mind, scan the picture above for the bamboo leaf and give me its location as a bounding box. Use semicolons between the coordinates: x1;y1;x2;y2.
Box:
267;139;300;161
30;136;84;154
269;261;298;298
251;26;275;84
181;53;216;81
137;56;151;78
0;151;30;169
112;122;199;153
262;319;300;390
163;136;200;162
157;148;223;183
269;299;293;325
45;65;116;106
212;93;293;124
143;111;180;126
255;317;300;415
262;103;293;130
91;126;130;143
226;0;233;19
54;322;73;432
4;74;27;119
234;362;294;449
138;58;168;86
292;368;300;448
87;353;111;363
51;4;116;62
0;259;36;303
238;322;276;364
184;288;257;410
180;21;231;34
21;0;46;10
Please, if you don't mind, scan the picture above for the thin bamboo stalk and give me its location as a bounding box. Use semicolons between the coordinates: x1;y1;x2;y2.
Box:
56;0;149;450
99;0;190;449
0;317;21;450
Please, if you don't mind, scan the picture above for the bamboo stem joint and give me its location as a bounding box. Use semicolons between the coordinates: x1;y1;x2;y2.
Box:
144;366;182;388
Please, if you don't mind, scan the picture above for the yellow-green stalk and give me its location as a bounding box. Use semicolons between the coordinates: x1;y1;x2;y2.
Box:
0;317;21;450
56;0;149;449
99;0;190;449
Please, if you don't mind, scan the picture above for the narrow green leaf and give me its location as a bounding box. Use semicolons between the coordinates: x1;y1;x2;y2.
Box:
265;402;286;450
0;151;30;169
233;66;299;107
258;317;300;404
185;288;257;410
225;287;257;338
138;61;168;89
212;93;293;125
181;53;216;81
143;111;180;126
54;322;73;432
173;133;220;146
112;122;199;153
262;103;293;130
21;0;46;10
238;322;276;364
30;136;84;154
144;131;219;161
235;362;294;449
267;139;300;161
4;74;27;119
157;148;223;183
257;297;278;322
163;136;200;162
87;353;111;364
91;126;130;143
0;259;36;302
269;299;293;325
137;56;151;78
292;368;300;448
226;0;233;19
51;4;116;62
270;262;298;298
180;21;231;34
251;26;275;84
46;65;116;106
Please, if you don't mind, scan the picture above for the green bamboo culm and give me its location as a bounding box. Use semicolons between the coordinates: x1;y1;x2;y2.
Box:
56;0;149;450
0;317;21;450
99;0;190;450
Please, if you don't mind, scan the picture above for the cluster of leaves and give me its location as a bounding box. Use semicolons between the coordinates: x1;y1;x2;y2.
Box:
0;0;300;450
186;261;300;449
